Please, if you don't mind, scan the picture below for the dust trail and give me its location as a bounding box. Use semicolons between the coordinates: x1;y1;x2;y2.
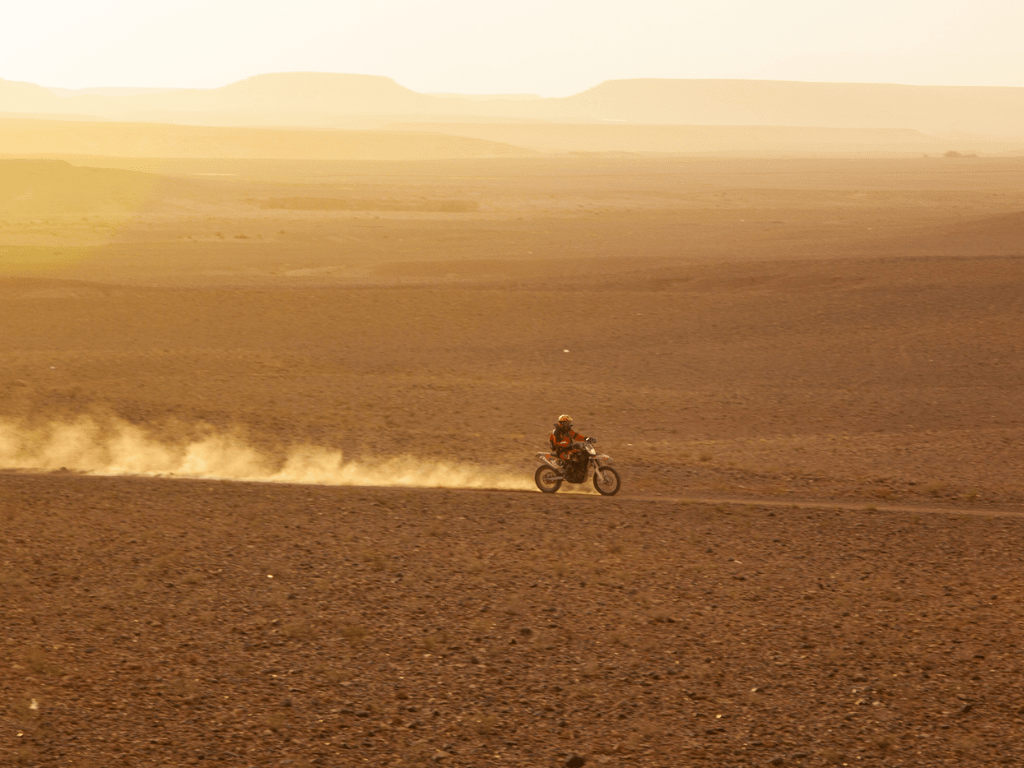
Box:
0;417;534;491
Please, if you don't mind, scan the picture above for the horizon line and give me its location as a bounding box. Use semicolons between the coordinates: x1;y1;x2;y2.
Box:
13;72;1024;99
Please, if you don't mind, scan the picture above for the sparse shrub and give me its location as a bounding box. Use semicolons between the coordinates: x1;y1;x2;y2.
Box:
422;631;449;651
264;712;288;732
871;734;895;751
822;748;845;765
953;734;983;755
606;630;630;647
472;713;499;736
699;453;713;462
649;608;674;623
148;551;181;575
690;663;714;681
362;552;386;571
536;630;560;650
11;696;41;720
282;620;314;640
24;647;59;676
503;598;526;616
640;722;661;740
340;624;367;643
322;668;345;684
637;636;660;653
168;676;198;697
822;648;844;665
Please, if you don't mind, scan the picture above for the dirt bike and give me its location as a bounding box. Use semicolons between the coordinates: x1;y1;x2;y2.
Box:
534;438;620;495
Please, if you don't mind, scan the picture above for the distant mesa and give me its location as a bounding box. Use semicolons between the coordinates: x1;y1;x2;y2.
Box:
549;78;1024;136
0;73;1021;138
428;92;543;102
1;72;431;126
2;73;1023;157
131;72;431;115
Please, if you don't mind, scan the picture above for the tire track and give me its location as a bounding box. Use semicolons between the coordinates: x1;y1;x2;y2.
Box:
534;487;1024;518
5;468;1022;518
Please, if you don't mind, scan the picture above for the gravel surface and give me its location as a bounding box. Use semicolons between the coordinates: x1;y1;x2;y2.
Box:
4;472;1024;767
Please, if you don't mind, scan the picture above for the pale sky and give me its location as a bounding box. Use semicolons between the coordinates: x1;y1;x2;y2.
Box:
3;0;1022;96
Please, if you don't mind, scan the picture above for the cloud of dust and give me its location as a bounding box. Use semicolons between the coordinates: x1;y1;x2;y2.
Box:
0;417;533;491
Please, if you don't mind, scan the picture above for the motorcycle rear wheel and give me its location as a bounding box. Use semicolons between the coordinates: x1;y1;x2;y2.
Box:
535;465;563;493
593;466;621;496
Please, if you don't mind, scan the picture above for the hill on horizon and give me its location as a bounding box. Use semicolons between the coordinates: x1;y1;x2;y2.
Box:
2;73;1023;141
553;79;1024;136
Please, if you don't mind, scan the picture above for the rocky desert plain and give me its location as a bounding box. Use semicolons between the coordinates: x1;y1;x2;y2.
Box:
2;75;1024;768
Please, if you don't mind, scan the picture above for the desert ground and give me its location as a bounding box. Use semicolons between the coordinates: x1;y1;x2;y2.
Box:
2;153;1024;767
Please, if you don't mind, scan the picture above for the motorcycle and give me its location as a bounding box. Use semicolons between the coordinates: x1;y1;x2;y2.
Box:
534;438;621;496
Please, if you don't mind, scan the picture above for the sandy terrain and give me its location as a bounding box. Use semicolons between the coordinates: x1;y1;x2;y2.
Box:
4;475;1024;768
2;154;1024;766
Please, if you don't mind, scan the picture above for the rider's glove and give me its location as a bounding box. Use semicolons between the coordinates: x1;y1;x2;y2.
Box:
585;437;596;443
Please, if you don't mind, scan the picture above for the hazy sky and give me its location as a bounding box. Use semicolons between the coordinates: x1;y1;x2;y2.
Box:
3;0;1021;95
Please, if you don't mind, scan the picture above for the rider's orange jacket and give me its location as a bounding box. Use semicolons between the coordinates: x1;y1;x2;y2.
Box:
550;426;587;456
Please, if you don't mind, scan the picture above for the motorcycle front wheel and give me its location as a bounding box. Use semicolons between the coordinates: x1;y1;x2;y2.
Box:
535;465;563;493
593;466;621;496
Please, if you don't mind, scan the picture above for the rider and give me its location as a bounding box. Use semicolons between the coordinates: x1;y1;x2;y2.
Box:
550;414;592;467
